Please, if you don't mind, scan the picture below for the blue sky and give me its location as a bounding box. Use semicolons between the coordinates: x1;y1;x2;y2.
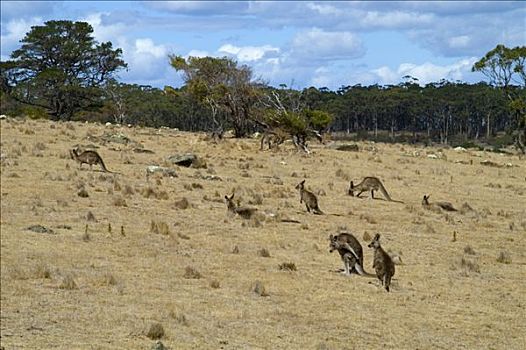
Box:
1;1;525;90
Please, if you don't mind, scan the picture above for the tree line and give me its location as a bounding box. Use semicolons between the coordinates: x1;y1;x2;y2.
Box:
1;20;524;151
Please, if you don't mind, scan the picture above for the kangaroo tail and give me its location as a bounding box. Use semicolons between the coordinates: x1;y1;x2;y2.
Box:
355;263;377;278
98;156;119;174
379;182;393;201
98;156;110;172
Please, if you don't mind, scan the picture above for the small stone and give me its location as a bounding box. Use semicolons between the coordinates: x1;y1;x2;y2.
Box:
25;225;55;234
151;340;167;350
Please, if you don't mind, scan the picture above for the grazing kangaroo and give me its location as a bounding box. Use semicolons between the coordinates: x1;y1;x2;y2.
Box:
224;193;258;219
295;180;323;214
329;233;375;277
368;234;395;292
348;177;393;201
422;194;457;212
70;148;113;173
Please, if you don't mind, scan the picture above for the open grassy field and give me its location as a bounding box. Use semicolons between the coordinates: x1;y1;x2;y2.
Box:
1;118;525;349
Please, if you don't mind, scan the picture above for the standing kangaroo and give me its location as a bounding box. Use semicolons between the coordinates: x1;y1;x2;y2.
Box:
368;234;396;292
295;180;323;214
422;194;457;212
224;193;258;219
348;177;392;201
70;148;112;173
329;233;375;277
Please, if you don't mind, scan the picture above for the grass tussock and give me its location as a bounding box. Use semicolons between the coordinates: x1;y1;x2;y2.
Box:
86;211;97;222
335;168;350;181
359;214;377;224
141;186;169;200
59;275;79;290
253;280;269;297
9;266;30;280
209;280;221;289
278;262;297;271
122;184;135;196
258;248;271;257
463;245;476;255
168;310;189;326
146;322;165;340
183;266;202;279
174;197;190;209
100;273;118;286
113;196;127;207
496;251;512;264
459;257;480;275
150;220;171;235
34;263;52;279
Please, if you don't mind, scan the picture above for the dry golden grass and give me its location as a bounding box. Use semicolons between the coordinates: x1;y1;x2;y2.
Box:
1;117;525;349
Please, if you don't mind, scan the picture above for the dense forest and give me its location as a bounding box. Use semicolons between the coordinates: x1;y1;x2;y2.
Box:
1;20;525;151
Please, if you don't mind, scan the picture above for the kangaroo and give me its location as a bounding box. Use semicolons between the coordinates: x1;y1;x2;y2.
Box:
348;177;392;201
295;180;323;214
422;194;457;212
368;234;396;292
329;233;375;277
70;148;113;173
224;193;258;219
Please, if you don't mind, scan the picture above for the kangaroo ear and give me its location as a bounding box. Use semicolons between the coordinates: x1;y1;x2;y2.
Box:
329;234;334;240
230;193;235;200
301;179;305;184
374;233;380;241
350;181;354;188
224;195;229;200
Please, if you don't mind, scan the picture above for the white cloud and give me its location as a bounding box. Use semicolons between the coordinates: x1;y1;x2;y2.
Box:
217;43;279;62
371;58;479;85
291;28;365;62
80;13;128;47
360;10;434;29
311;66;334;88
187;49;210;58
306;3;342;16
135;38;167;58
372;66;400;85
144;1;249;15
0;17;43;58
448;35;471;49
121;38;171;81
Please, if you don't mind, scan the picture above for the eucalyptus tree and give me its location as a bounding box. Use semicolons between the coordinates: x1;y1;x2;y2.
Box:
169;55;261;137
473;44;526;152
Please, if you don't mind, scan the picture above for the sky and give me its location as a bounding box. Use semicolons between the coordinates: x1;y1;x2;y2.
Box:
1;1;525;90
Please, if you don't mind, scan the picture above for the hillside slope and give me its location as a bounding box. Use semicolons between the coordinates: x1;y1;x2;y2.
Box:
1;118;525;349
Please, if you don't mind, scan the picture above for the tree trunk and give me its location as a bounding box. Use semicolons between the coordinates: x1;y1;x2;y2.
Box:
374;112;378;140
486;111;491;138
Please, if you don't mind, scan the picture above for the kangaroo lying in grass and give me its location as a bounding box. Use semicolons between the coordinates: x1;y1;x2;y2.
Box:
224;193;259;219
422;194;457;212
